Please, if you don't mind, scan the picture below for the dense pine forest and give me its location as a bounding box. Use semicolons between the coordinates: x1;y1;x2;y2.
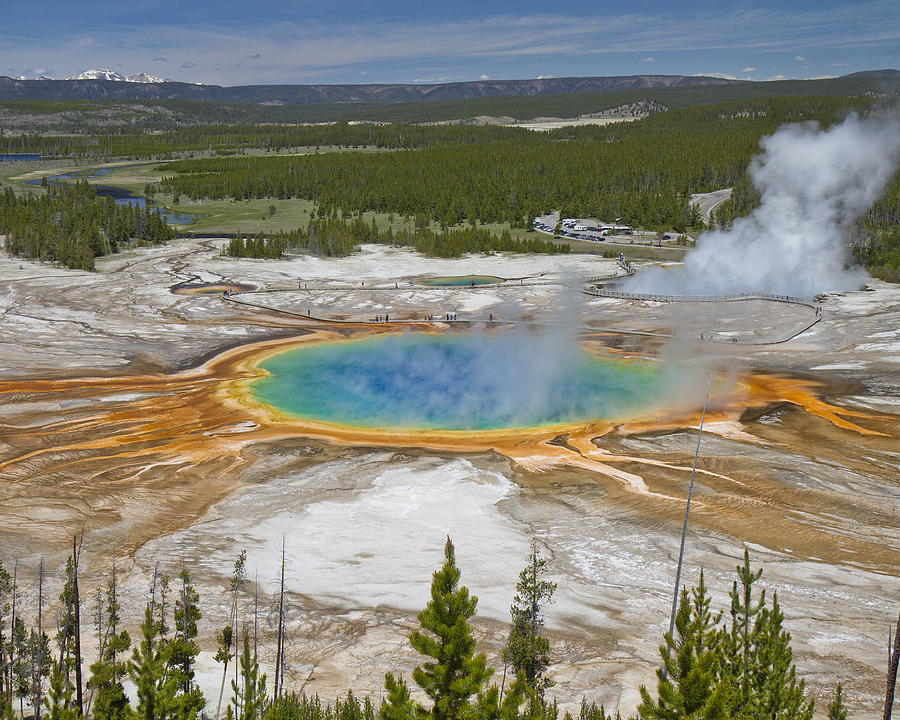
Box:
2;92;897;278
0;539;857;720
0;182;174;270
856;176;900;281
156;97;870;231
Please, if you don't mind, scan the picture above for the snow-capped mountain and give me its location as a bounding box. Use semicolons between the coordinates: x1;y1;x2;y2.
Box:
65;68;170;83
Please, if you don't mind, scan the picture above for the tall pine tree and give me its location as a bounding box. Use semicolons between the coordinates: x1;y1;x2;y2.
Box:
504;540;556;697
382;538;493;720
637;573;726;720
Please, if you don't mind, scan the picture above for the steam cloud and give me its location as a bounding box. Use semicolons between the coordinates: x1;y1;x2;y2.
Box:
627;111;900;297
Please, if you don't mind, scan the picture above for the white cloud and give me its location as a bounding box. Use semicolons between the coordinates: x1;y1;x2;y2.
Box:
479;73;490;80
360;69;369;76
742;66;757;72
693;72;737;80
536;74;554;79
765;74;787;81
641;56;654;63
794;55;807;61
831;61;849;67
4;0;898;84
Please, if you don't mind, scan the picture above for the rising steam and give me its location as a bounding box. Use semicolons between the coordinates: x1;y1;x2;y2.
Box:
627;110;900;297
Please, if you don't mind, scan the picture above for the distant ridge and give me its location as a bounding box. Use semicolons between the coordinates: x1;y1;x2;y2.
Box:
842;69;900;78
0;73;738;103
0;70;896;105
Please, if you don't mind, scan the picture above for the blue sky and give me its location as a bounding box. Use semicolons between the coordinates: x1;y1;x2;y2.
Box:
4;0;899;85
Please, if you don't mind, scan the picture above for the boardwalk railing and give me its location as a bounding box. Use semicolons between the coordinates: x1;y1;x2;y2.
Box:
583;287;817;309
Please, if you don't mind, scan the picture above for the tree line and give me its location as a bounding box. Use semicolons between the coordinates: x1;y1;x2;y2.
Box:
0;182;174;271
156;97;870;231
0;536;857;720
1;121;527;161
225;217;568;260
854;174;900;282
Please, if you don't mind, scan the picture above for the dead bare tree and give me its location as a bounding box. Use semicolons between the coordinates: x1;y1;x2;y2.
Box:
274;539;285;700
663;377;710;682
885;610;900;720
35;559;44;720
72;532;84;717
216;552;247;720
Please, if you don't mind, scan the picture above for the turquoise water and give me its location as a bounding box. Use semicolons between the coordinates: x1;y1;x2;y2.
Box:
252;332;666;431
419;275;502;286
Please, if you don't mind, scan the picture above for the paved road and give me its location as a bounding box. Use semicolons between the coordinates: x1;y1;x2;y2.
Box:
690;188;732;224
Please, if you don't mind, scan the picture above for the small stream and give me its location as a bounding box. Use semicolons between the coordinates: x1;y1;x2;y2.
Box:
26;166;198;225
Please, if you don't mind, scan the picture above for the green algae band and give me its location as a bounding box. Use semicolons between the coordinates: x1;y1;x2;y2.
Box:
253;332;665;431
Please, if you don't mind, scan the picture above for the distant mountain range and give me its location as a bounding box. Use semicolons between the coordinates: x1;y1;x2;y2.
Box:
16;68;171;83
0;73;739;104
65;68;171;83
0;70;897;105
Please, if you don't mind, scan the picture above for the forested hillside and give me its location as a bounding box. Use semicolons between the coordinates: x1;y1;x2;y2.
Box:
0;73;896;137
856;176;900;281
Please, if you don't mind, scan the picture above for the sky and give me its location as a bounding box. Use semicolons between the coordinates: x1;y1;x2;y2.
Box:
3;0;899;86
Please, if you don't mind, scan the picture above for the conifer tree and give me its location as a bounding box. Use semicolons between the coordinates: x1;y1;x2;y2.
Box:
129;574;177;720
717;550;766;714
751;592;814;720
410;538;492;720
45;658;77;720
380;673;427;720
53;558;77;717
637;574;726;720
382;538;493;720
827;683;847;720
87;568;131;720
0;561;11;718
27;627;51;720
230;630;266;720
169;567;204;718
10;617;27;720
504;540;556;696
717;551;814;720
217;552;248;719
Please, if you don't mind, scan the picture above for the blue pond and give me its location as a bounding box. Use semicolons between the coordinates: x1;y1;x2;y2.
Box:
1;154;42;161
26;166;197;225
252;332;666;431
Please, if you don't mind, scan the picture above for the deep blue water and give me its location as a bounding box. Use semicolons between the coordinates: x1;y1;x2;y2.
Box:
253;332;666;431
1;154;42;161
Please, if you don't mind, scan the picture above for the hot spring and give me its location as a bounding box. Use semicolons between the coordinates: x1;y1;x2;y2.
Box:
417;275;503;286
251;331;670;431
